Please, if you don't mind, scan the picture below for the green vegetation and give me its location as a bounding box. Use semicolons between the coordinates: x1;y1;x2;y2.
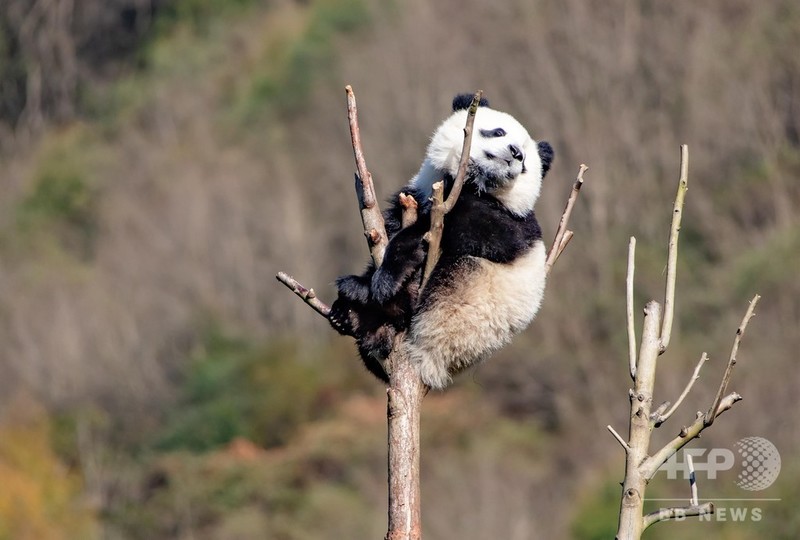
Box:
157;334;324;451
571;478;620;540
152;0;263;35
15;126;104;259
231;0;371;125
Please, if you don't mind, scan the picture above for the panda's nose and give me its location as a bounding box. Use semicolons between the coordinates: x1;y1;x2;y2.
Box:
509;144;524;162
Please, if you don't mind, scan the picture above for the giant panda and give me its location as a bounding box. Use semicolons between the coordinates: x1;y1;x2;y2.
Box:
329;94;554;388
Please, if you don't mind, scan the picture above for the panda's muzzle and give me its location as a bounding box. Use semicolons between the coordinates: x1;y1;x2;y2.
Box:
509;144;527;173
509;144;524;162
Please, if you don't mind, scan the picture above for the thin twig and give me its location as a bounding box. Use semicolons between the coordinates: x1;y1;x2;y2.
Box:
421;90;482;288
687;453;698;506
659;144;689;353
705;294;760;426
442;90;483;214
607;424;631;452
545;164;587;275
346;85;388;265
642;503;714;530
627;236;637;379
655;352;709;427
275;272;331;318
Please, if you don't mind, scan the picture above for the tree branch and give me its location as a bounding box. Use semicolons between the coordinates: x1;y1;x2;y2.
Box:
554;230;574;261
421;181;445;291
346;85;389;266
654;352;708;427
442;91;483;214
626;236;637;379
275;272;331;318
687;453;698;506
642;503;714;530
545;164;587;275
607;424;631;452
704;294;760;426
659;144;688;353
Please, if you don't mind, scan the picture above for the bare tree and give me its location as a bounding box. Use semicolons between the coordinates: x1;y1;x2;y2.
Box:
278;87;584;539
609;145;761;539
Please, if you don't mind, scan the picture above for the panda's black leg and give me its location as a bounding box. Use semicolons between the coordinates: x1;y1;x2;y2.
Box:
371;224;428;304
358;348;390;383
335;273;372;304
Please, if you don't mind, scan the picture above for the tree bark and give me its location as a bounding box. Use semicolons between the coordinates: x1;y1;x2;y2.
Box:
385;342;425;540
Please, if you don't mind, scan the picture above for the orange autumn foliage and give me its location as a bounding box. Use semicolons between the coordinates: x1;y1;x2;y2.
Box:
0;395;96;540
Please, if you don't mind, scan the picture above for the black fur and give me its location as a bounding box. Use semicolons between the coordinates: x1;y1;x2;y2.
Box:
452;93;490;111
329;271;420;382
328;187;430;381
538;141;554;177
439;186;542;263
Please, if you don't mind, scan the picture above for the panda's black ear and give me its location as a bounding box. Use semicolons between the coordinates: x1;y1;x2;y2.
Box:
537;141;554;177
452;93;490;111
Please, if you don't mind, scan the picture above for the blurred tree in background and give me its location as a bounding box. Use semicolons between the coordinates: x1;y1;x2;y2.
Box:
0;0;798;538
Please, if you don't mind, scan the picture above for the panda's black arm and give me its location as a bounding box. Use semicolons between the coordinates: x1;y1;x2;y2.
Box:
333;185;428;303
370;218;430;304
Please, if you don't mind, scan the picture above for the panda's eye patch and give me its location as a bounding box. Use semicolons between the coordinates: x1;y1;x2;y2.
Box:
480;128;506;138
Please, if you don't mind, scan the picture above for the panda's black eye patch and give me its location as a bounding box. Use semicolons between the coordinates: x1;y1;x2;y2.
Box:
480;128;506;138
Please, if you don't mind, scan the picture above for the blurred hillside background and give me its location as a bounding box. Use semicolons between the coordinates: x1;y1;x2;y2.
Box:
0;0;799;538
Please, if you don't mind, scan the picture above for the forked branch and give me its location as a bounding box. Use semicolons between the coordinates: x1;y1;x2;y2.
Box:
545;164;587;275
347;85;389;266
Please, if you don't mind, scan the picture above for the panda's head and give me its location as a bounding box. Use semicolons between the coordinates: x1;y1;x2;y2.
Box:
411;94;554;216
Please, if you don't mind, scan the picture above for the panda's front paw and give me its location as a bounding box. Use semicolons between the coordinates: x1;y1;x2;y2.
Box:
370;268;400;304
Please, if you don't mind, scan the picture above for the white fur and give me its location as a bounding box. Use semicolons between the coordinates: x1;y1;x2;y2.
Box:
411;107;544;217
408;241;547;389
